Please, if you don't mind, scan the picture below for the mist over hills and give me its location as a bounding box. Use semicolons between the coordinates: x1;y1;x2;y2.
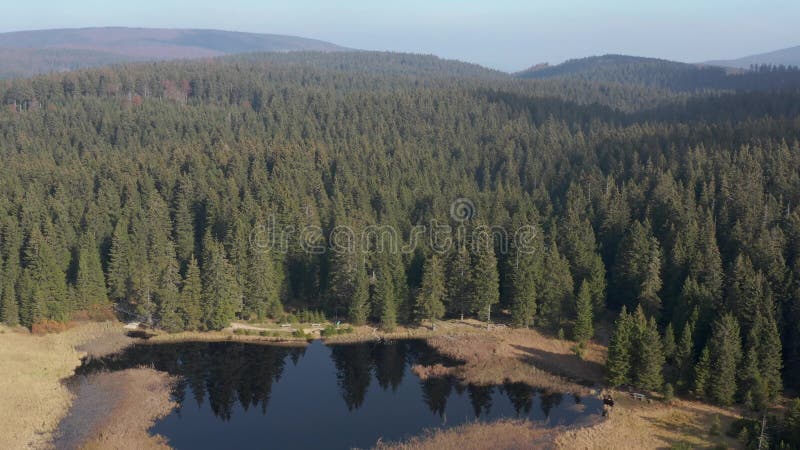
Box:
0;27;346;78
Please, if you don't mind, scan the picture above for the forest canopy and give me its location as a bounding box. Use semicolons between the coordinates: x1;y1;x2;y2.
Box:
2;52;800;416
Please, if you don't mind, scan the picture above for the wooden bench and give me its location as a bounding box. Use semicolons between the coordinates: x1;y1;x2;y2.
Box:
631;393;646;401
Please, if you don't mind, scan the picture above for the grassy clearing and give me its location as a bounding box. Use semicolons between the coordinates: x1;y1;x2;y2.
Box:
0;321;127;450
555;393;742;449
423;321;605;394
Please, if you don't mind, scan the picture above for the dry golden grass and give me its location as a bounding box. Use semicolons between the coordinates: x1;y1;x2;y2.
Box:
78;368;176;450
555;393;742;449
373;419;555;450
425;322;605;394
0;321;127;450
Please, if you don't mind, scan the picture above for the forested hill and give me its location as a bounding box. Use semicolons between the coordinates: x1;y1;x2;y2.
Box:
516;54;800;92
706;45;800;69
0;27;346;79
1;53;800;443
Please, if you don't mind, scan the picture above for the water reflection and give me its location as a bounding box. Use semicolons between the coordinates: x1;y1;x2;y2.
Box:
73;339;602;450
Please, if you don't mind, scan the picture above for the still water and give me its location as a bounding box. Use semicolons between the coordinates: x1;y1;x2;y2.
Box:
70;339;602;449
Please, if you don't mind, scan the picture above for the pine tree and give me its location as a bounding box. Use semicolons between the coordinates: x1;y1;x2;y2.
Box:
20;227;69;325
675;320;695;391
245;246;281;320
662;323;676;362
179;255;203;330
349;261;370;325
416;254;446;326
751;310;783;403
509;226;541;328
613;220;662;316
707;314;742;405
201;235;241;330
561;213;606;311
107;217;130;302
470;241;499;322
374;258;397;331
446;244;472;320
538;238;574;331
75;232;108;309
172;180;196;270
573;281;593;343
635;315;665;391
0;220;20;325
694;346;711;398
607;306;633;386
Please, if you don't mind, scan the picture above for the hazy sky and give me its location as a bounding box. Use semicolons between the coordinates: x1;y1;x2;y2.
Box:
1;0;798;71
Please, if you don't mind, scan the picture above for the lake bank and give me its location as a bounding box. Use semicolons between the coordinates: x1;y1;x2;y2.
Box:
1;319;745;449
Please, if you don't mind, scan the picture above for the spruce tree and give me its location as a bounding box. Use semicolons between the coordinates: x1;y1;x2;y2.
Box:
201;235;241;330
21;227;69;325
694;346;711;398
107;217;130;302
675;320;695;391
374;258;397;331
179;255;203;330
75;232;108;309
538;239;574;331
416;254;446;326
662;323;676;362
635;316;665;391
172;180;196;270
573;281;593;343
245;245;281;320
470;240;499;322
708;314;742;405
446;244;472;320
349;259;370;326
0;221;20;326
509;229;541;328
607;306;633;386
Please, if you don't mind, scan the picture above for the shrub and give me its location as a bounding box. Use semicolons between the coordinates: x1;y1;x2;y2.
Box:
31;319;68;335
663;383;674;403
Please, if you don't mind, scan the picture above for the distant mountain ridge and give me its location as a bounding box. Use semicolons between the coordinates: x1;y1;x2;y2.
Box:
0;27;347;78
705;45;800;69
515;54;800;92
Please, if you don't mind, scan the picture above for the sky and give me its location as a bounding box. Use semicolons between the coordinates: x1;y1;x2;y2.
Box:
1;0;798;71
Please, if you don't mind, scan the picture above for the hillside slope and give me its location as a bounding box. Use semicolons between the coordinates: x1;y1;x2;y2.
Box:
705;45;800;69
0;27;346;78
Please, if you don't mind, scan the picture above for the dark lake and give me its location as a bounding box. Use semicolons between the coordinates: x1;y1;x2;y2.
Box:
69;339;602;449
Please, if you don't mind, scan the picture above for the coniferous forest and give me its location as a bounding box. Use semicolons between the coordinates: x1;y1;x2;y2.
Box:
2;51;800;421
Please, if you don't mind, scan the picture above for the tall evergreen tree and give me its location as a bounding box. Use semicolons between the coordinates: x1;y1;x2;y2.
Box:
573;281;594;343
245;246;281;320
75;232;108;309
373;257;397;331
706;314;742;405
179;255;203;330
470;240;499;322
634;313;665;391
607;306;634;386
0;220;21;325
675;319;695;391
446;244;472;320
416;254;446;325
538;238;573;331
201;235;241;330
